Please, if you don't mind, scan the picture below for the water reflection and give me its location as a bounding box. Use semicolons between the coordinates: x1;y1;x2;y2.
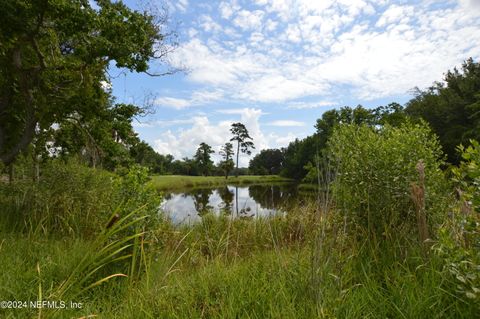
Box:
159;183;306;224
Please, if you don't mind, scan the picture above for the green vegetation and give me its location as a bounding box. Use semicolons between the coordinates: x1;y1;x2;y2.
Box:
406;58;480;164
2;145;480;317
219;142;235;179
194;142;215;176
1;1;479;317
149;174;291;191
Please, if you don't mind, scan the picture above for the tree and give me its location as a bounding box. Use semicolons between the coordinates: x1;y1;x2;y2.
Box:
194;142;214;176
0;0;173;167
230;122;255;177
130;140;174;174
281;135;319;180
219;142;235;179
249;148;284;175
52;101;140;169
405;58;480;164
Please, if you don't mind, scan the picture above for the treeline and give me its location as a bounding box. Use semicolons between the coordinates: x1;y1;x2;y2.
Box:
131;122;255;177
249;58;480;181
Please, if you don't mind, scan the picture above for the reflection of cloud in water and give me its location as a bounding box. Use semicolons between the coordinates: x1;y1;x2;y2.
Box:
159;194;200;224
159;185;288;224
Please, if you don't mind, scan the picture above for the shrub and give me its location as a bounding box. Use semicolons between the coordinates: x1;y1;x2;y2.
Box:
0;161;161;238
328;121;449;238
436;140;480;306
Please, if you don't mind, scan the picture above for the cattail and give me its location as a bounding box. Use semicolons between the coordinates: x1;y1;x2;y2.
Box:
106;214;120;229
411;160;429;256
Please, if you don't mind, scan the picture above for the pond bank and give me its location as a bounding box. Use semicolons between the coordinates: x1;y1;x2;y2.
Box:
149;175;292;191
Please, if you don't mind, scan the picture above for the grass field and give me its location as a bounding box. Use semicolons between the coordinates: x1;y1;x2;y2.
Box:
149;175;292;191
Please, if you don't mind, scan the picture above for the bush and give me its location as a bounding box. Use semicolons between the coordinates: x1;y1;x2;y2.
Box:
328;122;449;237
436;140;480;306
0;160;161;238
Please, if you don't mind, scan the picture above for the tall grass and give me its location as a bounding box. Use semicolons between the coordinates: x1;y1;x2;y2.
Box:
1;140;479;318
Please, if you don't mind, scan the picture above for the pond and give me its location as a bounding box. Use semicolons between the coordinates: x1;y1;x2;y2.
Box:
159;183;314;224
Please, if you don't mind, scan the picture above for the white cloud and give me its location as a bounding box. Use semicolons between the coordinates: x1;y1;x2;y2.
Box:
155;90;223;109
233;10;265;30
177;0;188;12
154;97;191;109
169;0;480;105
375;5;414;27
286;101;335;109
199;15;222;33
219;1;239;19
266;120;306;127
153;108;286;166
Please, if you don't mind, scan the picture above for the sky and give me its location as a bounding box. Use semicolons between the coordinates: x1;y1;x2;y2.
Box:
108;0;480;166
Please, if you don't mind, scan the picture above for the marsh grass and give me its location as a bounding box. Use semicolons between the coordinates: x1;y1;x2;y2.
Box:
1;156;478;318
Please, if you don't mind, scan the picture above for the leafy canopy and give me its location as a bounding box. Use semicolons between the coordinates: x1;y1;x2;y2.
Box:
0;0;169;165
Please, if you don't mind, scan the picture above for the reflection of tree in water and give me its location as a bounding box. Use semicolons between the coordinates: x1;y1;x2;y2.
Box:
232;186;253;218
217;186;234;215
248;184;299;209
191;189;214;216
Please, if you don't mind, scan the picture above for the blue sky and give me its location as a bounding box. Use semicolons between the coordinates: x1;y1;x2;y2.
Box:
108;0;480;166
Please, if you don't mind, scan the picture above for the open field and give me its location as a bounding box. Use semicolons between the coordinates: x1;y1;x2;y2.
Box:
149;175;292;191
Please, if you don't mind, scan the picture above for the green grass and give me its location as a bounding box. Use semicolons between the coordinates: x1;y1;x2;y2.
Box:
1;164;478;318
1;211;477;318
149;174;292;191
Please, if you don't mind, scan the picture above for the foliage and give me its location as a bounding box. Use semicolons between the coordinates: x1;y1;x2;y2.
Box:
249;148;284;175
230;122;255;176
435;140;480;305
0;0;171;166
0;159;118;236
2;202;477;318
218;142;235;178
194;142;215;176
52;101;141;169
0;160;161;237
281;135;320;180
130;140;174;174
328;121;449;237
406;58;480;164
282;104;408;181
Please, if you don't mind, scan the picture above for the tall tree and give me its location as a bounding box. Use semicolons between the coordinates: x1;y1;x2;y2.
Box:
0;0;173;166
230;122;255;177
405;58;480;163
194;142;214;176
219;142;234;179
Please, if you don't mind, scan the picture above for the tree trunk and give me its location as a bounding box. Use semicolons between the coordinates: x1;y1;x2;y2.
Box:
0;46;38;167
235;141;240;177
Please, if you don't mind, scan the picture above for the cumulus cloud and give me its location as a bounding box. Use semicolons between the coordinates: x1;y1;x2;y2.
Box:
145;0;480;160
152;108;296;166
168;0;480;104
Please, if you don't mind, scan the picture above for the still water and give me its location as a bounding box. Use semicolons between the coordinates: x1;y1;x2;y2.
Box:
159;183;312;224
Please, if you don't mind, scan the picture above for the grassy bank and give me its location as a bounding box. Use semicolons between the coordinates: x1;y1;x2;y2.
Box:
149;174;292;191
1;209;476;318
